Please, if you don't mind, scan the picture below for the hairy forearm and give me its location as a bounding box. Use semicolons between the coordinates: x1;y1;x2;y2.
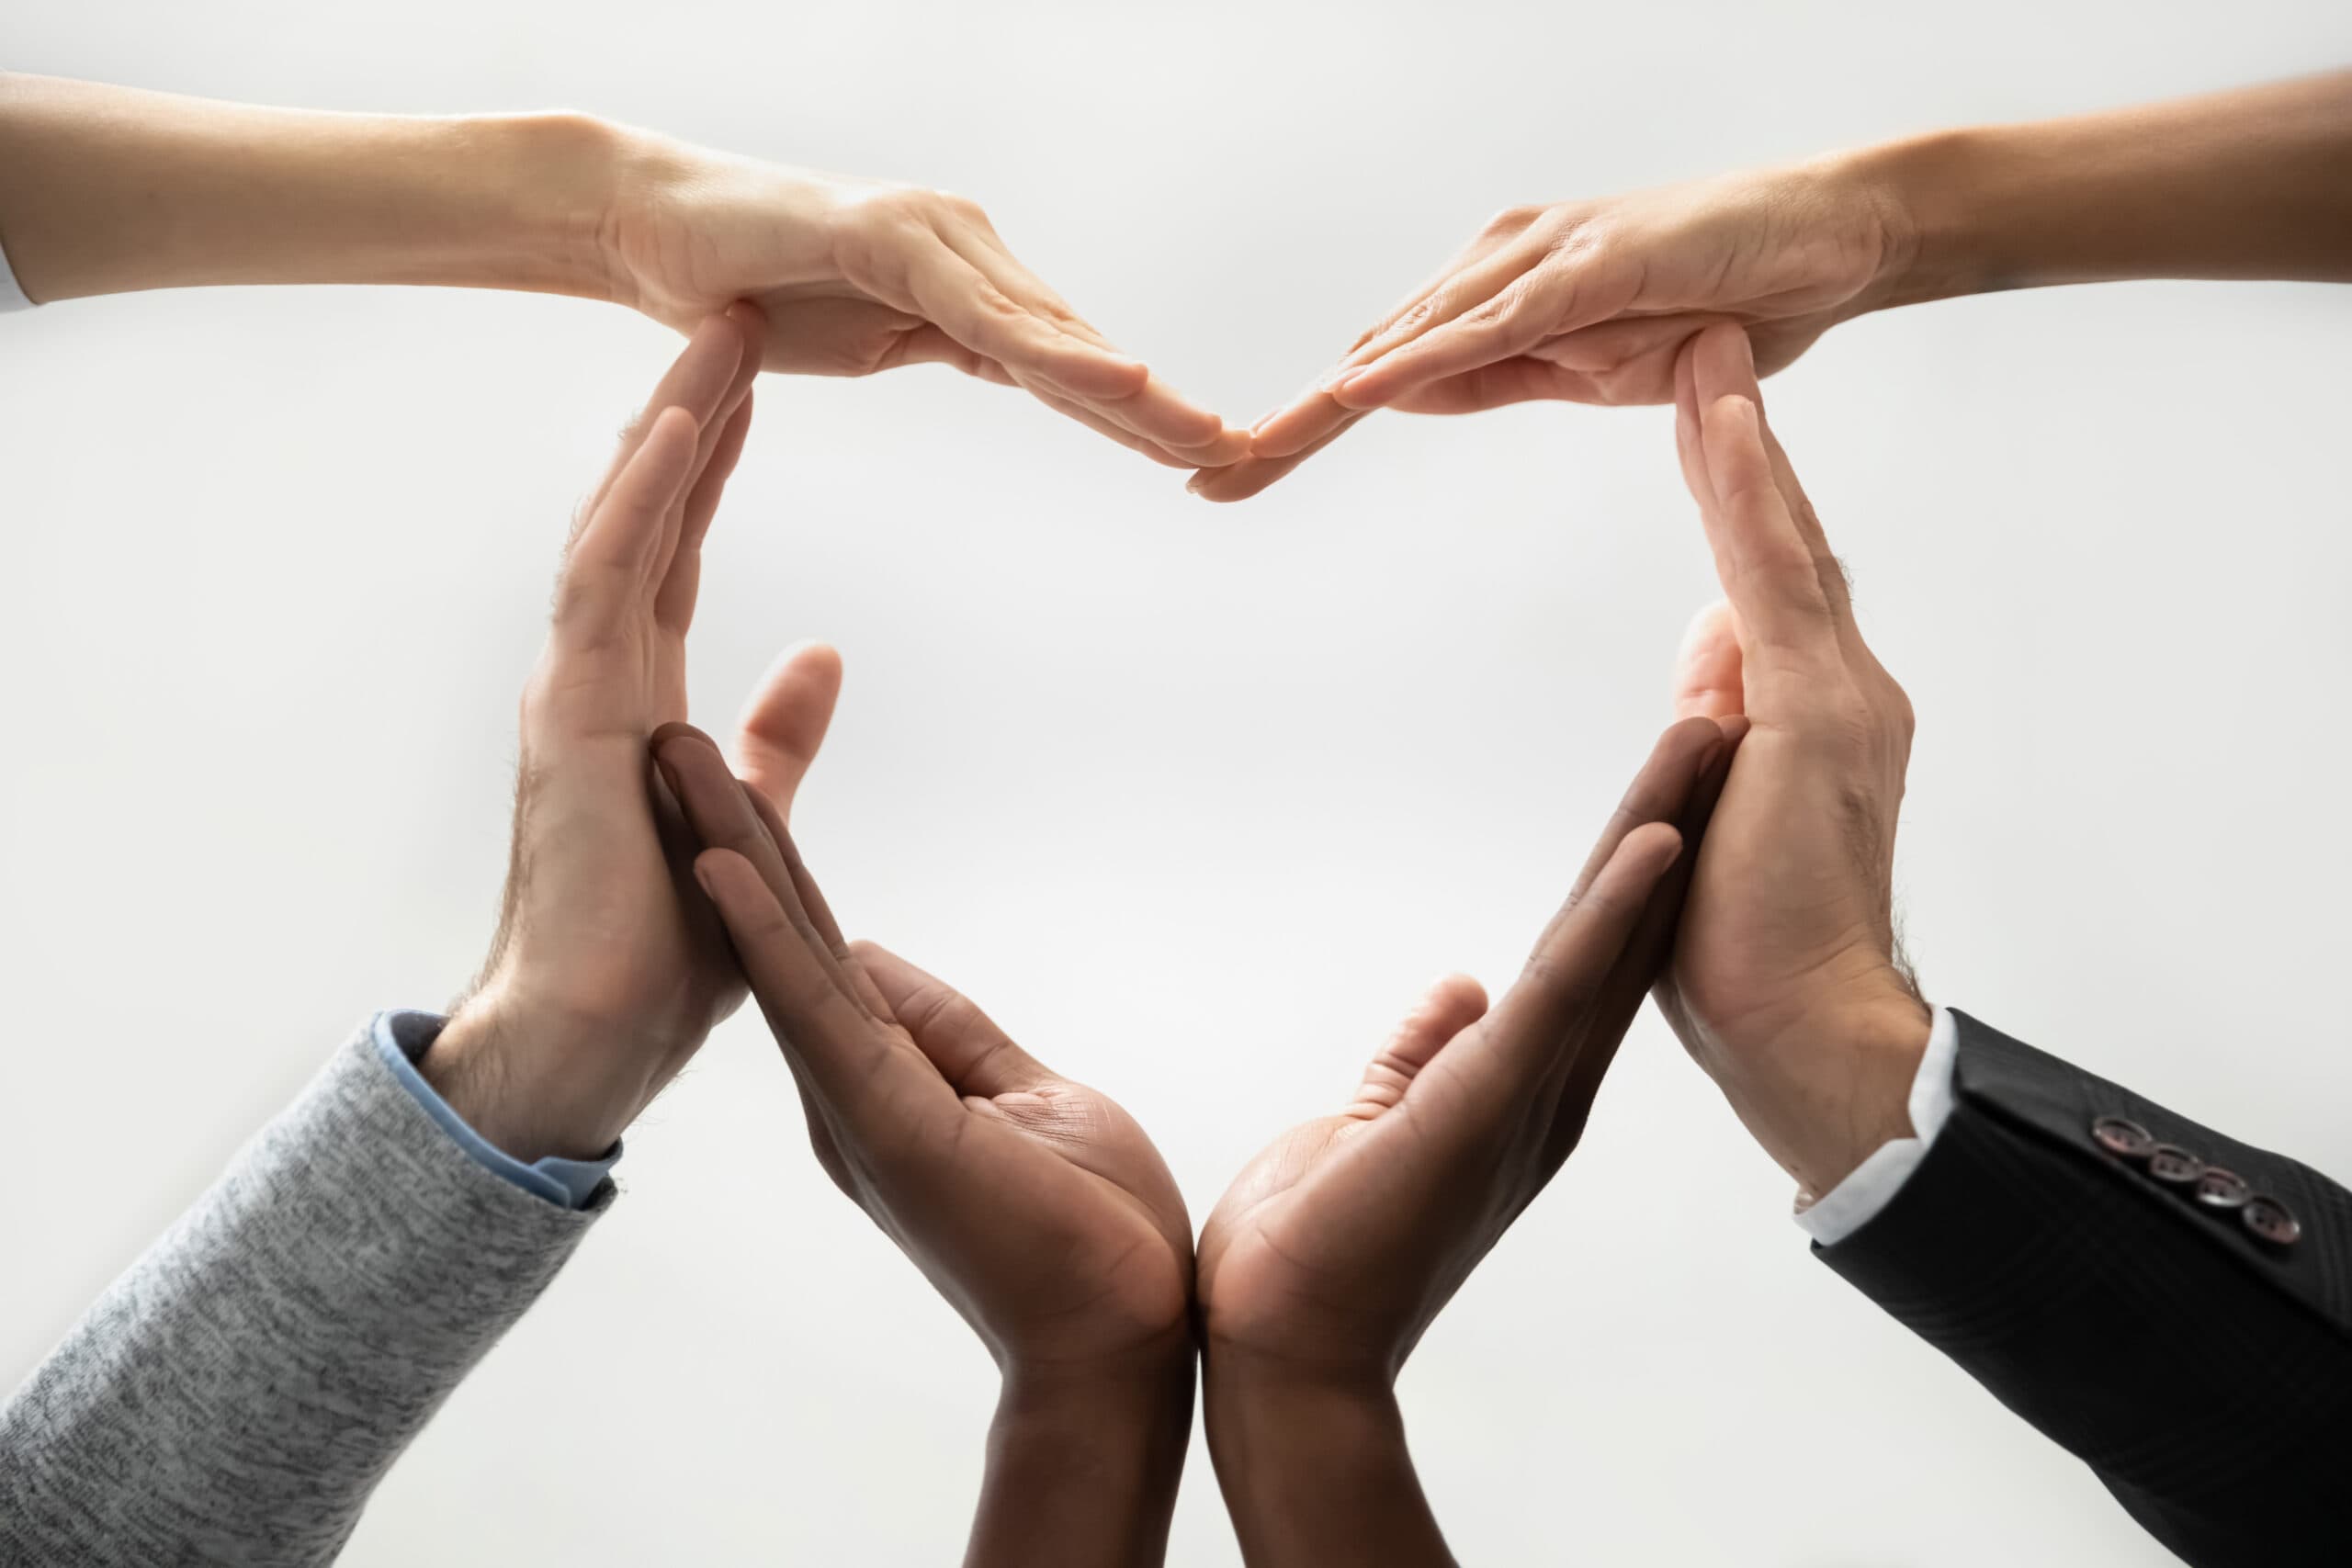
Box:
966;1356;1195;1568
1206;1363;1454;1567
0;73;628;304
1854;68;2352;308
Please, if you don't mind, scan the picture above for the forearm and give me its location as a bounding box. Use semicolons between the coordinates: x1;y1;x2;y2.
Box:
0;73;629;304
0;1023;602;1566
1853;68;2352;308
965;1355;1194;1568
1205;1362;1454;1568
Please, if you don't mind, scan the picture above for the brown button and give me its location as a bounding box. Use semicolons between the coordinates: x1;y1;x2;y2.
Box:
2146;1145;2207;1186
2244;1196;2302;1247
2092;1116;2156;1159
2195;1168;2252;1211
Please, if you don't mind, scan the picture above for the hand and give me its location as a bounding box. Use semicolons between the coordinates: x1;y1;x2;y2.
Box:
1193;156;1913;501
600;130;1247;470
419;310;844;1162
656;724;1193;1565
1193;717;1736;1564
1656;322;1933;1200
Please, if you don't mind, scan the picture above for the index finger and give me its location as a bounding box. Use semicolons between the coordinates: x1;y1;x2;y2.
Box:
1467;820;1686;1090
1677;328;1838;657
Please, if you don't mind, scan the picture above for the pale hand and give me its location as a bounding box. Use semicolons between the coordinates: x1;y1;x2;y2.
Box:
1195;157;1912;500
604;136;1248;469
1657;322;1932;1199
421;310;842;1163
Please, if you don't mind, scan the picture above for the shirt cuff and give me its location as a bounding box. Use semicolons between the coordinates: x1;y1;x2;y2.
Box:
0;232;33;311
1793;1005;1957;1247
370;1010;619;1210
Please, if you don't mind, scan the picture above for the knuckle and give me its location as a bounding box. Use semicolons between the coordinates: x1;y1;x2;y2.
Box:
1483;202;1543;235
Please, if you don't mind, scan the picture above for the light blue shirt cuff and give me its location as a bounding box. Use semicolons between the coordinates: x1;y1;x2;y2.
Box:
371;1010;619;1210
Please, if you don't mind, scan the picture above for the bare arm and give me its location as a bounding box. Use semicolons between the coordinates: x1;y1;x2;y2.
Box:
1875;69;2352;304
1215;69;2352;499
0;73;1242;467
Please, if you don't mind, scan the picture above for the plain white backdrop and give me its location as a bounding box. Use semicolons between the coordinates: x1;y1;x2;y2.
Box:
6;4;2351;1562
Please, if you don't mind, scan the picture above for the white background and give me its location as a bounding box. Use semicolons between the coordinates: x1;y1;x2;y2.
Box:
6;4;2351;1563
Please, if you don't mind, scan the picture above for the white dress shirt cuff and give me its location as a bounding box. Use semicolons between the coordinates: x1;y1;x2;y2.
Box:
0;231;32;312
1793;1005;1957;1247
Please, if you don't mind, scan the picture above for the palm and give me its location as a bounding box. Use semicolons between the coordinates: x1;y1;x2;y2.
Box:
1198;1115;1449;1369
1197;975;1512;1373
841;947;1194;1366
1664;730;1885;1057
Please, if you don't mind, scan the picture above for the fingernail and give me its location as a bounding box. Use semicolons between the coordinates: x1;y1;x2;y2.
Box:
1317;367;1359;395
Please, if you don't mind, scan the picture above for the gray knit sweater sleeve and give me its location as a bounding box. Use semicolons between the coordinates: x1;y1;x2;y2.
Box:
0;1021;614;1566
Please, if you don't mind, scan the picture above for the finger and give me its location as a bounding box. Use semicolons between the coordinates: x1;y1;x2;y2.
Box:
1671;601;1746;720
1689;324;1852;622
1243;389;1354;461
939;223;1242;456
900;236;1152;403
1381;357;1612;415
1329;235;1549;389
1024;386;1197;468
1188;414;1367;502
654;724;874;1017
1685;330;1837;657
1246;235;1538;459
552;406;698;646
1344;221;1530;355
734;641;844;822
1560;716;1725;914
1468;820;1685;1089
842;317;1006;381
1543;719;1747;1163
851;942;1052;1099
1026;368;1240;463
576;313;747;531
652;387;755;633
1344;974;1489;1121
734;779;894;1021
1673;334;1711;510
1331;254;1632;411
692;850;919;1107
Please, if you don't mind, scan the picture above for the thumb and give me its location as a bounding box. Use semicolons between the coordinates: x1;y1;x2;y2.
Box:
1344;974;1490;1121
850;941;1051;1100
1671;601;1745;721
733;641;843;822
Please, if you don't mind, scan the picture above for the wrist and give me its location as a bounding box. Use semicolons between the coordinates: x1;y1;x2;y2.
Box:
418;987;644;1163
461;109;636;304
1719;985;1934;1199
1841;122;2052;310
968;1353;1195;1568
1204;1357;1452;1567
1794;141;1929;319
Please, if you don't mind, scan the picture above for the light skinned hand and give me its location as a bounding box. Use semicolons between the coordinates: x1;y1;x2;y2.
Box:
605;141;1248;469
1657;321;1933;1201
1193;159;1910;500
421;309;843;1162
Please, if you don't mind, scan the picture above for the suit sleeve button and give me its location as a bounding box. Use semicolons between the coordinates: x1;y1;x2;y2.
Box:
2194;1168;2252;1210
2243;1196;2303;1247
2146;1145;2207;1186
2191;1166;2248;1213
2092;1116;2156;1159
